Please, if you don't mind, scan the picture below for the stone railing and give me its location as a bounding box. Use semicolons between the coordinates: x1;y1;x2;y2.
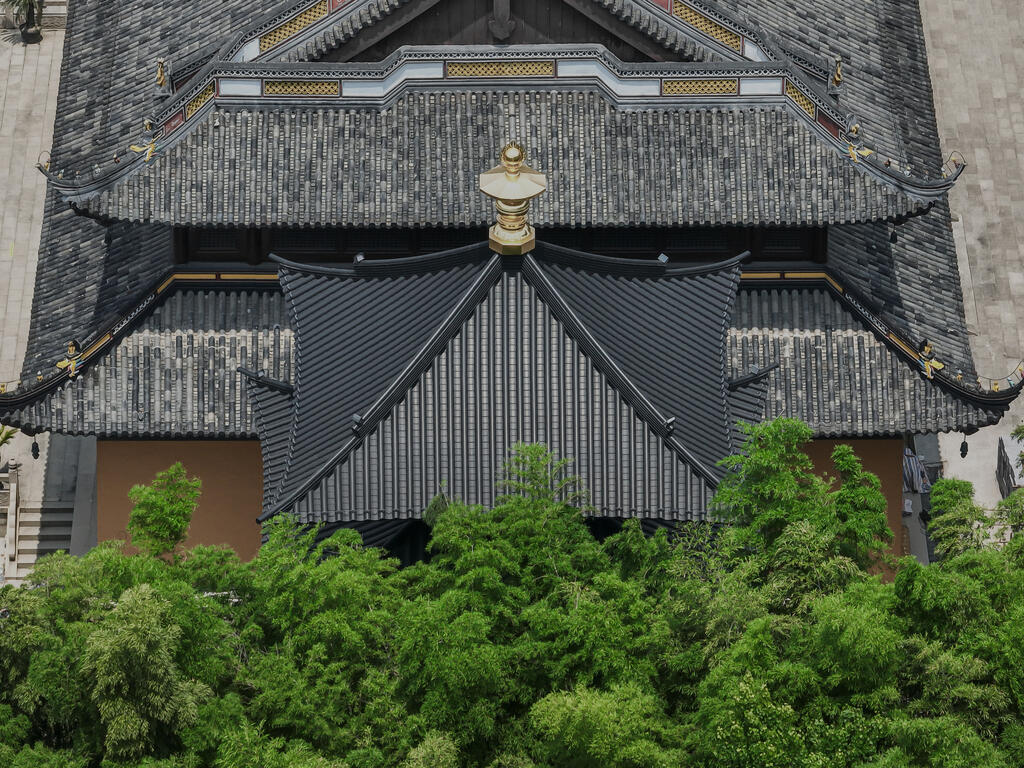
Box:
0;463;18;583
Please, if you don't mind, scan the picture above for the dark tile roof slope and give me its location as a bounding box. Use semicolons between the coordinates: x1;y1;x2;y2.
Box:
287;0;719;63
288;270;716;523
534;244;740;473
20;0;270;386
76;97;921;228
268;246;745;522
720;0;976;372
8;289;292;437
827;204;972;370
729;286;1003;436
272;246;494;510
21;203;175;388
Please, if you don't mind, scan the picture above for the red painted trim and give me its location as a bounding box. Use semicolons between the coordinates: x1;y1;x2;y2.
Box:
817;111;842;140
651;0;671;9
163;111;184;135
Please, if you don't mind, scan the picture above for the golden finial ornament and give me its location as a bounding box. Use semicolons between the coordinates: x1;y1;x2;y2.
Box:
479;142;547;255
156;59;167;89
831;57;843;88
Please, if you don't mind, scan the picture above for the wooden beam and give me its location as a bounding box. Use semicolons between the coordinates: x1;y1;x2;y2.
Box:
488;0;515;40
329;0;446;61
559;0;670;62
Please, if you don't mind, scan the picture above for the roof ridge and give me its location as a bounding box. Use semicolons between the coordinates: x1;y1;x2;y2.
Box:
270;242;492;277
534;241;752;277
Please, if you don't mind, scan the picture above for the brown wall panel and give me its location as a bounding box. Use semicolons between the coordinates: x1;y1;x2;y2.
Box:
97;441;262;560
806;438;906;558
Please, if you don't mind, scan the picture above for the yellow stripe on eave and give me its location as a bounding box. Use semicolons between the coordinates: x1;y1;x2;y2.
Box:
217;273;280;281
888;333;920;359
82;333;112;359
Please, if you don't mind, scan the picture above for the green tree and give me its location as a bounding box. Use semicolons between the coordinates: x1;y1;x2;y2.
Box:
81;584;210;761
127;463;201;558
0;424;17;462
928;478;989;559
1;429;1023;767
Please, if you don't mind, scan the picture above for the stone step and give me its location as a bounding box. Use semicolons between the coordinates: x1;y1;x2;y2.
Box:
41;0;67;27
16;528;72;544
17;508;74;524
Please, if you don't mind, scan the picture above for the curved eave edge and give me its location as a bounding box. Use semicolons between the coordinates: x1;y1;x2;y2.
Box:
740;269;1024;407
38;45;957;210
0;269;280;412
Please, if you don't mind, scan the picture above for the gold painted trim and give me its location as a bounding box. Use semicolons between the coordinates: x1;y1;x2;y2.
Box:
785;81;815;118
447;61;555;78
184;81;215;120
82;333;112;359
662;78;738;96
259;0;329;53
888;333;919;359
264;80;340;97
671;1;742;51
217;273;280;281
156;276;176;293
741;271;782;279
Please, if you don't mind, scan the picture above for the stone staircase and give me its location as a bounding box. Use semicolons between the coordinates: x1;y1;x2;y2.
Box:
0;465;73;585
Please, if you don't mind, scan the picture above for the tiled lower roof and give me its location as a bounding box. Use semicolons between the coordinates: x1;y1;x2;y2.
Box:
6;289;292;437
729;286;1004;436
3;275;1008;440
73;96;924;228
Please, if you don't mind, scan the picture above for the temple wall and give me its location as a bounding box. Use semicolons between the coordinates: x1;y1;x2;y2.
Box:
95;440;262;560
807;438;907;557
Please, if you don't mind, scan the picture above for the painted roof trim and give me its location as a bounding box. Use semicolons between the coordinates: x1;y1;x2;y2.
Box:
39;46;963;210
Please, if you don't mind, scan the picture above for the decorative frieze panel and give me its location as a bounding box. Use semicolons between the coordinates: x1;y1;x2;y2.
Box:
446;61;556;78
662;78;738;96
264;79;341;97
184;82;215;119
671;0;742;51
259;0;328;53
785;80;816;118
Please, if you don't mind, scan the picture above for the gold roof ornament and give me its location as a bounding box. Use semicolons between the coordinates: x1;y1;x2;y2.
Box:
831;56;843;88
479;141;547;255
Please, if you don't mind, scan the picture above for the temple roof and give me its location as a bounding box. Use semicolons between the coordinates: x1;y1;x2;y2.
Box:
255;244;748;522
46;47;958;227
11;0;1012;440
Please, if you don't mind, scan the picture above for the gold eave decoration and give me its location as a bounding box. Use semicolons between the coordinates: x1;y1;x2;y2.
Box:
479;142;547;256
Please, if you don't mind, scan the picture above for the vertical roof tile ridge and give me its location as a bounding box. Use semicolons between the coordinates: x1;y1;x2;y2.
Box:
265;253;501;520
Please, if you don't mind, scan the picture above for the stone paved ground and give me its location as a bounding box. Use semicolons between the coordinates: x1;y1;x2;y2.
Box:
0;29;76;569
920;0;1024;507
0;28;64;389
